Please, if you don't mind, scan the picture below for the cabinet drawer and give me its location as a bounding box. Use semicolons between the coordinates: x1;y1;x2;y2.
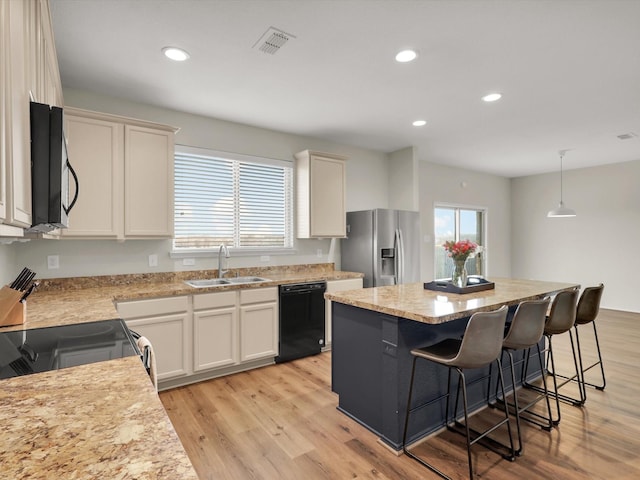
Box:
193;290;237;310
240;287;278;305
326;278;363;292
117;296;188;319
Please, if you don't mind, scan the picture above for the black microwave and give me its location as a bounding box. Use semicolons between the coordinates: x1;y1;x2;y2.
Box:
28;101;79;233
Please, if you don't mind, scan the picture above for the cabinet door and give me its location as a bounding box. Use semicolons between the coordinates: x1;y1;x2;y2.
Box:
5;0;32;228
310;154;346;237
0;0;9;223
193;306;238;371
239;302;278;362
124;125;174;237
125;313;190;381
62;115;123;237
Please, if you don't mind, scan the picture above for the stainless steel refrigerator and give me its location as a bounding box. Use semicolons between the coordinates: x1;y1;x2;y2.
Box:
341;209;420;287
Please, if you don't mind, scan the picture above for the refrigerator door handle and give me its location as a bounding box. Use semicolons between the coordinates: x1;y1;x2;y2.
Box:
393;229;399;284
397;228;405;284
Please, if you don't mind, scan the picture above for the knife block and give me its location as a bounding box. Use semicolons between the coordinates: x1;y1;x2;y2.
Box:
0;285;26;327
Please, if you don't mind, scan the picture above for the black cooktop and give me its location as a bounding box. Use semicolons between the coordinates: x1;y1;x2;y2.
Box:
0;319;139;379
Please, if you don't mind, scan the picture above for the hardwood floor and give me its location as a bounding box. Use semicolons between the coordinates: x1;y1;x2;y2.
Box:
160;308;640;479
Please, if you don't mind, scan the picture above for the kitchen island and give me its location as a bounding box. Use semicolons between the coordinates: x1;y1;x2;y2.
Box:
325;278;578;450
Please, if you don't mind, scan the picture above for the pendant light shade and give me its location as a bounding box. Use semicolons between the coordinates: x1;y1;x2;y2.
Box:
547;150;576;218
547;202;576;218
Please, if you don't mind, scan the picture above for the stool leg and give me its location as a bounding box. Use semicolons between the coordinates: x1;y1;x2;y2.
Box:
534;343;554;431
591;321;606;390
515;345;554;431
402;356;418;450
575;323;607;390
495;357;517;461
455;368;474;480
546;335;562;425
570;329;587;404
402;358;451;479
506;350;523;456
444;366;453;428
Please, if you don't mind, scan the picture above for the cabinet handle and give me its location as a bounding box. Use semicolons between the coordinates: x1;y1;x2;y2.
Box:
64;159;79;215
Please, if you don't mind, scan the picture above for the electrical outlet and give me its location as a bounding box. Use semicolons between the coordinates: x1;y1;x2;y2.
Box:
148;254;158;267
260;255;270;262
182;258;195;266
316;249;323;258
47;255;59;269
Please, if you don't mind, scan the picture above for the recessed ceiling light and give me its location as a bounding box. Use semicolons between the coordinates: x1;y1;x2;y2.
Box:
162;47;190;62
482;93;502;102
395;49;418;63
412;120;427;127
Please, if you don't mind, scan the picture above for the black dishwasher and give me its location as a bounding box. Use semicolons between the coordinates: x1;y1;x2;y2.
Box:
276;281;326;363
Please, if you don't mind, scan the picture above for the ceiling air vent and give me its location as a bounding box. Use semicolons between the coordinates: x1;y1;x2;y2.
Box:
617;132;638;140
253;27;295;55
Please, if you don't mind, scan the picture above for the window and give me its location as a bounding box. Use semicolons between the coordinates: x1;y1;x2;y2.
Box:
434;206;485;278
174;146;293;252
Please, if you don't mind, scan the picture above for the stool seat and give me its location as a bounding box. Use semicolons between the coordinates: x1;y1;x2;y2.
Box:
402;305;515;479
411;338;460;363
495;297;553;455
575;283;606;390
524;288;582;424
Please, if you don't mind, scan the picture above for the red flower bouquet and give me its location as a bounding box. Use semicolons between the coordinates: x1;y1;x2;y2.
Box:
442;239;477;262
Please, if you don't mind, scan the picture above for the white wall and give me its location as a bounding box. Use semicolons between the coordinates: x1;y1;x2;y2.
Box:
419;161;512;282
5;88;389;280
388;147;418;211
511;159;640;312
6;88;636;314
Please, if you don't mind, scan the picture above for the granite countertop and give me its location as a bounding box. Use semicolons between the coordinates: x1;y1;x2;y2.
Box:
0;264;362;479
0;357;198;479
325;277;579;324
18;264;364;331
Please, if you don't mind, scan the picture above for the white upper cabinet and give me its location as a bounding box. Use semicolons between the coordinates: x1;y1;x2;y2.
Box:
63;114;123;237
1;0;63;236
1;0;33;232
295;150;347;238
124;125;174;237
62;107;176;239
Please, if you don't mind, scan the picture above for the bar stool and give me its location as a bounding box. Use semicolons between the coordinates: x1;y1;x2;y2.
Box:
525;288;581;425
573;284;606;390
402;305;515;480
496;298;553;456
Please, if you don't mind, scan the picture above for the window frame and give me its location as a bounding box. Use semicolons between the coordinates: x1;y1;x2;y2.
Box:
171;145;295;257
433;202;487;279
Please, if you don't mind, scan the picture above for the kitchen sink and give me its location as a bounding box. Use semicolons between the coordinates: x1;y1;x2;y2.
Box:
184;279;231;288
227;276;270;284
184;277;270;288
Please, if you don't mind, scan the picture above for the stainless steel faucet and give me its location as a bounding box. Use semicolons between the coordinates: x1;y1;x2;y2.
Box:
218;244;230;278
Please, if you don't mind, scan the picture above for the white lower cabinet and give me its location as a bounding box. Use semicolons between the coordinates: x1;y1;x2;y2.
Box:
117;287;279;390
193;290;238;371
117;296;190;382
239;288;278;362
325;278;363;346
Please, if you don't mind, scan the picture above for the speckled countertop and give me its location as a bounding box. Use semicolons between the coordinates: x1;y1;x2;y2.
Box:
0;357;198;479
17;263;363;331
0;263;363;480
325;277;579;324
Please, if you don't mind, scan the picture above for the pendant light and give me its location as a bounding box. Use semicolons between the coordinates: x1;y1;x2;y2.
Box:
547;150;576;218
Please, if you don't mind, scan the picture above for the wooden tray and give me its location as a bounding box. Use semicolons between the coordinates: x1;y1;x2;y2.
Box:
424;277;495;294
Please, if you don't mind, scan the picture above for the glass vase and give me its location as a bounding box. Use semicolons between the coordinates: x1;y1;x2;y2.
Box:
451;259;468;288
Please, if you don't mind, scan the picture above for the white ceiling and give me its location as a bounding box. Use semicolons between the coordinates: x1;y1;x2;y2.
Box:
50;0;640;178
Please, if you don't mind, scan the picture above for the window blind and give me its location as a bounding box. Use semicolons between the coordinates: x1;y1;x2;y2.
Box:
174;149;293;250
